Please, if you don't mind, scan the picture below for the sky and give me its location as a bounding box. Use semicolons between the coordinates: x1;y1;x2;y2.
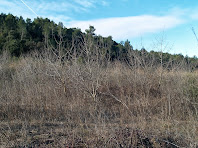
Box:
1;0;198;57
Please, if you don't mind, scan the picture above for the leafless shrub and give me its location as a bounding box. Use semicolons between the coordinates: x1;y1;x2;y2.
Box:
0;36;197;147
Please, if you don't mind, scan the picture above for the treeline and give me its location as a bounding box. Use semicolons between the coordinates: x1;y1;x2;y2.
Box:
0;13;198;69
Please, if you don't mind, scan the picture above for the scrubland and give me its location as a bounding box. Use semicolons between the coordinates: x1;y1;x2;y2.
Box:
0;48;198;147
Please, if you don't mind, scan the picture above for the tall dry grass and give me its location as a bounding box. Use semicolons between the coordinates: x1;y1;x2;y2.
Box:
0;42;198;147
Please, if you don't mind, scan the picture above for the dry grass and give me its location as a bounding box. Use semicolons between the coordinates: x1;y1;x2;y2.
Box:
0;50;198;147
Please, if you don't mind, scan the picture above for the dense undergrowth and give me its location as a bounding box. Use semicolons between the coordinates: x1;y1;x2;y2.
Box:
0;48;198;147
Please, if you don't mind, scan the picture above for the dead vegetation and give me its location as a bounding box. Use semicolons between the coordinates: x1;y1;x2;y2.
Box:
0;41;198;147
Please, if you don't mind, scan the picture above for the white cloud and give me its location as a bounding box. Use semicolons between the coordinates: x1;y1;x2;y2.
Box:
73;0;95;8
191;13;198;20
168;7;189;17
101;1;109;6
0;0;195;42
190;9;198;20
168;7;198;21
73;0;109;7
67;15;184;40
36;1;87;14
0;0;88;20
46;15;71;23
0;0;36;19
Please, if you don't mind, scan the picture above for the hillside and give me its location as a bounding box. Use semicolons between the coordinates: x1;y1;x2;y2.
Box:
0;13;198;70
0;13;198;147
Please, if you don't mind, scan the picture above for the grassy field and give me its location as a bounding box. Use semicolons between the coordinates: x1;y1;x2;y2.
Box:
0;50;198;147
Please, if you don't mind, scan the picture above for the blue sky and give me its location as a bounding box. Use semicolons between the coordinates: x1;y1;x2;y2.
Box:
1;0;198;57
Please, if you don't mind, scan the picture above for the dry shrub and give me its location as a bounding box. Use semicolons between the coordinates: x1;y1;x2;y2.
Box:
0;49;198;147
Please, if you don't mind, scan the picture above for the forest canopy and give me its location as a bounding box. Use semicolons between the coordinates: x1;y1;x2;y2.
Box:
0;13;198;69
